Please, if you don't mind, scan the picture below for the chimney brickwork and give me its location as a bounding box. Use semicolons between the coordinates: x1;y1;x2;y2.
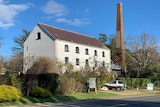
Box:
116;2;126;73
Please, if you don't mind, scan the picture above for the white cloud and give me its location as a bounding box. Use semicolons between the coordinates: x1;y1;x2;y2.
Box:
42;0;90;27
0;1;30;29
42;0;68;17
56;18;90;26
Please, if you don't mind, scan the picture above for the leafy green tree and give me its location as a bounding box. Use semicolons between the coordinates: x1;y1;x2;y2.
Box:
149;65;160;87
98;34;107;45
108;34;116;61
98;34;116;60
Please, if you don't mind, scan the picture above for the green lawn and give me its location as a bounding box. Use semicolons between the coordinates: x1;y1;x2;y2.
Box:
0;92;118;106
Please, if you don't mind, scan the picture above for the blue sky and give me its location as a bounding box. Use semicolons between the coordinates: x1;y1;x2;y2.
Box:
0;0;160;59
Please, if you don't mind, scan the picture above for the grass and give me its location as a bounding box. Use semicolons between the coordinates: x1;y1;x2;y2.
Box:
0;92;118;106
70;92;118;100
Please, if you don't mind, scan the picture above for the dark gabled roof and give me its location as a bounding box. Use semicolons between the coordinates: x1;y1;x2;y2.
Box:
38;23;105;48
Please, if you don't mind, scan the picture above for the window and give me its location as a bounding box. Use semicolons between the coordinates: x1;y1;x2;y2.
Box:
102;61;105;68
76;58;79;65
85;49;89;55
65;45;69;52
86;59;89;65
94;50;97;56
26;46;28;51
102;51;105;57
65;57;69;64
36;32;41;40
95;60;97;67
76;47;79;53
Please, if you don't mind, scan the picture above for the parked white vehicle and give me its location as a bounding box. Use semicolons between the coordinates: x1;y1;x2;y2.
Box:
101;80;126;91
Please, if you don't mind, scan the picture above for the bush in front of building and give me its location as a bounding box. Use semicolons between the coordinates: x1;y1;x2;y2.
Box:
57;72;87;94
20;73;59;96
30;87;52;98
0;85;22;102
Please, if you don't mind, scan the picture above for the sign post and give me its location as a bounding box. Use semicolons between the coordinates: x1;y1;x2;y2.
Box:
88;78;97;93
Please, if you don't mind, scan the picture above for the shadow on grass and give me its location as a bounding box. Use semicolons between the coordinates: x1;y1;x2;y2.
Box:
0;95;77;106
0;92;118;106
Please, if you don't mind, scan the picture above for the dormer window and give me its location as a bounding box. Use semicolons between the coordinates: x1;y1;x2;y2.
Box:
36;32;41;40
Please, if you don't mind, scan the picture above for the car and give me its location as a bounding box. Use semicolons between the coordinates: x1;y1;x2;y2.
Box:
101;80;126;91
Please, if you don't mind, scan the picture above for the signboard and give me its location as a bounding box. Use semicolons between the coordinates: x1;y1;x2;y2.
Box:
88;78;96;88
147;83;154;90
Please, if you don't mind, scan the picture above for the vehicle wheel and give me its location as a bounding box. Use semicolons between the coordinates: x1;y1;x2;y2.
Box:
116;87;122;91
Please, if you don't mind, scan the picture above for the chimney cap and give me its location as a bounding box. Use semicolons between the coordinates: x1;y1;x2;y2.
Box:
117;2;122;6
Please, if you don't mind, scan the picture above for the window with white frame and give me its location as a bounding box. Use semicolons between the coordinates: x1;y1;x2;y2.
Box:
85;48;89;55
65;45;69;52
86;59;89;66
76;58;79;65
102;51;105;57
76;47;79;53
94;50;97;56
102;61;105;68
65;57;69;64
95;60;97;67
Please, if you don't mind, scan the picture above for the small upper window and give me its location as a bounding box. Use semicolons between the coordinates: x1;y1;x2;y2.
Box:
102;51;105;57
65;45;69;52
76;47;79;53
94;50;97;56
36;32;41;40
85;49;89;55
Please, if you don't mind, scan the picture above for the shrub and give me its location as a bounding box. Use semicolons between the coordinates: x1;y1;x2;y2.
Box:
57;72;86;94
4;72;22;90
27;56;61;74
0;85;22;102
20;73;59;96
119;77;151;89
30;87;52;98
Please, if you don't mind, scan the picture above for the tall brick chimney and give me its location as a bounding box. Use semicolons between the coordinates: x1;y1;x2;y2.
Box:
116;2;126;74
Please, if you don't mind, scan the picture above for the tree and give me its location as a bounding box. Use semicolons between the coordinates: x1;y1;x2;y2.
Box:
98;34;107;45
9;29;30;72
12;29;30;54
108;34;116;61
98;34;116;60
7;53;23;72
126;33;159;77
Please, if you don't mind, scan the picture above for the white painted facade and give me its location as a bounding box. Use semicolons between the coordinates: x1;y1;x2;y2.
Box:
23;24;111;73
